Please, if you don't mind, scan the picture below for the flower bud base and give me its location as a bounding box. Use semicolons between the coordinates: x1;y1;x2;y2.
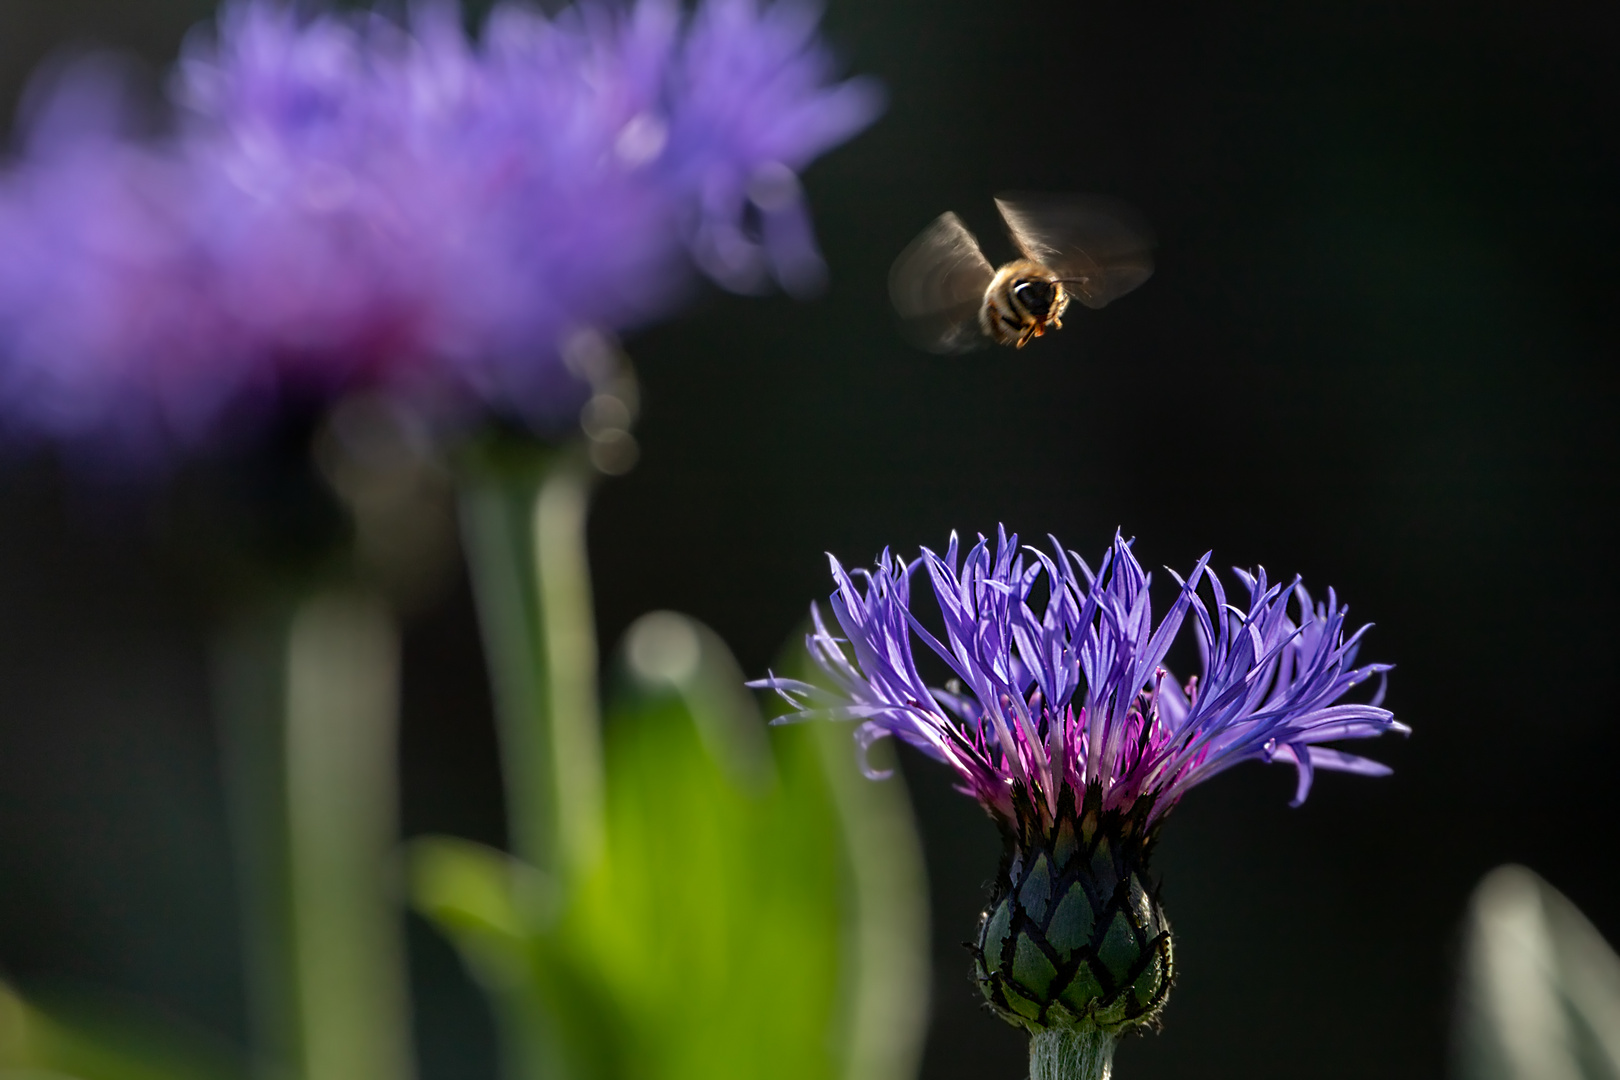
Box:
971;784;1173;1034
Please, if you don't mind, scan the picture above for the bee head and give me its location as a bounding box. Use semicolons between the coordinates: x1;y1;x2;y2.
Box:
1011;278;1058;319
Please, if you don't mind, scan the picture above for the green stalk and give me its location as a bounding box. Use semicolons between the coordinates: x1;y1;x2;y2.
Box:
284;592;414;1080
457;446;603;879
1029;1028;1116;1080
456;446;606;1080
214;605;301;1080
215;591;413;1080
529;458;605;879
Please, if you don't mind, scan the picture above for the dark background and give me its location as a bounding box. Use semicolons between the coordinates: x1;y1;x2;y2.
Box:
1;1;1617;1078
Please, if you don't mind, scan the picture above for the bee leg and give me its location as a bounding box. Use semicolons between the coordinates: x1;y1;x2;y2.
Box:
1051;315;1063;330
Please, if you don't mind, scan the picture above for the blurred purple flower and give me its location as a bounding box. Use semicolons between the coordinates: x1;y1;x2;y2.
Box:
0;0;881;464
755;529;1408;827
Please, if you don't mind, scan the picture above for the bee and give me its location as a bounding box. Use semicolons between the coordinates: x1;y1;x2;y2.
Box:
888;194;1155;352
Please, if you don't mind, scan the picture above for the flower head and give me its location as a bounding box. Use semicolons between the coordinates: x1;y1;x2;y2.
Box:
757;528;1408;1039
759;528;1407;830
0;0;881;465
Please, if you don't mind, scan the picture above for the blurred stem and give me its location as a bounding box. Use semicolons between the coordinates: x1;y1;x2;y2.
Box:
457;445;604;1080
457;445;604;881
215;591;413;1080
284;593;413;1080
215;608;299;1079
1030;1028;1116;1080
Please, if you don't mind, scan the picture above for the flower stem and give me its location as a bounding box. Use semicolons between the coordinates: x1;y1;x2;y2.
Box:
215;590;413;1080
1029;1028;1117;1080
284;593;414;1080
457;444;604;880
214;608;298;1078
456;444;604;1080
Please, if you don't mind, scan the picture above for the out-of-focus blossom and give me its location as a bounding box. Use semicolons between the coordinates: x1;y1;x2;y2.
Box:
755;529;1409;1039
0;0;881;465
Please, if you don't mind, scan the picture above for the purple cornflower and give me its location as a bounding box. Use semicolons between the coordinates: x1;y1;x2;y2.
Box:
756;528;1409;1045
0;0;880;463
759;528;1405;824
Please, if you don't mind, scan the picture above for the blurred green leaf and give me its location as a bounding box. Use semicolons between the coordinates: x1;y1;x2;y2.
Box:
0;983;245;1080
552;612;845;1080
410;836;536;988
1455;865;1620;1080
413;611;929;1080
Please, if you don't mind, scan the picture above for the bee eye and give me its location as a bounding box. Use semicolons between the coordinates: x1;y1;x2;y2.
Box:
1012;279;1056;318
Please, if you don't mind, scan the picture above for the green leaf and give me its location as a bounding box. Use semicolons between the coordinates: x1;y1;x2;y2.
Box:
413;611;930;1080
0;983;245;1080
546;612;846;1080
409;836;537;989
1455;864;1620;1080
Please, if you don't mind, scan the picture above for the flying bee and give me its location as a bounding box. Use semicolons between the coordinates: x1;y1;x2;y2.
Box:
888;194;1155;352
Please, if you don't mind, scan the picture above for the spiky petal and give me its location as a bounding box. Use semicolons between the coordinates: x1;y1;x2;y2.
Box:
756;528;1406;829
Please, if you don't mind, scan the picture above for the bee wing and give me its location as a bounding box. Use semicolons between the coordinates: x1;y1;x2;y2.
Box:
888;211;995;353
994;194;1155;310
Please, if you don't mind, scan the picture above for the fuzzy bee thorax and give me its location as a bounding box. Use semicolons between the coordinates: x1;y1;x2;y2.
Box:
979;260;1070;348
